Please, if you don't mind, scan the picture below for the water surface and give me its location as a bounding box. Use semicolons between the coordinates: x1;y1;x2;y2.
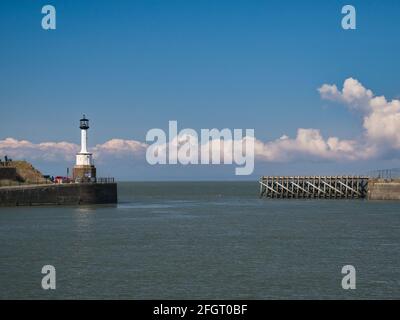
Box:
1;182;400;299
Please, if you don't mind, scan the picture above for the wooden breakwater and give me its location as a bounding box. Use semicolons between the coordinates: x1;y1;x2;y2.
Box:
259;176;369;199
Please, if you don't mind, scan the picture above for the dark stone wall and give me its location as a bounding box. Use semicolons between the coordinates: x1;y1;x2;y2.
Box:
73;165;96;181
0;183;117;206
0;167;17;181
368;179;400;200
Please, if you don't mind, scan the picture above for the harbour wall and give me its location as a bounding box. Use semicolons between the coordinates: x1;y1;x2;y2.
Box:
0;183;117;207
368;179;400;200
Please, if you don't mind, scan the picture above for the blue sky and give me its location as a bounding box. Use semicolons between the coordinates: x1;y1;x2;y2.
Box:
1;0;400;180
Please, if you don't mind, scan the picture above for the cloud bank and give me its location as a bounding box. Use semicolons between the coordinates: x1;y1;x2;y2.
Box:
1;78;399;165
0;138;78;162
0;138;147;163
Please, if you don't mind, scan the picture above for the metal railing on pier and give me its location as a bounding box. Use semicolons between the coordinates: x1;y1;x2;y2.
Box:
71;177;115;184
367;168;400;180
95;177;115;184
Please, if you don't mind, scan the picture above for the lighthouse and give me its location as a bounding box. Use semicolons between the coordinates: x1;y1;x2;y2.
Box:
73;115;96;182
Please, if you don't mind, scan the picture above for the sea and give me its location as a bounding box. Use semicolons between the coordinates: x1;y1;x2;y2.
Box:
0;181;399;299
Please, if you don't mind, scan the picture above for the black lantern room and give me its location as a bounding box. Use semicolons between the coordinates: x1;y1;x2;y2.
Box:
80;114;89;130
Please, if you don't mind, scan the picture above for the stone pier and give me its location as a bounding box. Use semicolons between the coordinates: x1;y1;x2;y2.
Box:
0;182;117;207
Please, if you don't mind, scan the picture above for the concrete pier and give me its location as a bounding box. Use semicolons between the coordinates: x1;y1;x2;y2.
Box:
0;182;117;207
367;179;400;200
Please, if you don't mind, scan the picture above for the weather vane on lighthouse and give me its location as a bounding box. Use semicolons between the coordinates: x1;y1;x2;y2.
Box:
73;114;96;182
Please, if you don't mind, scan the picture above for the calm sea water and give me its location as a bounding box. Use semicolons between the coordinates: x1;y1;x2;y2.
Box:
0;182;400;299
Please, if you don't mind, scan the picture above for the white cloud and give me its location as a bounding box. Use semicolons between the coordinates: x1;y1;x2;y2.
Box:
318;77;400;149
92;139;147;161
0;138;78;161
318;78;373;110
253;128;374;162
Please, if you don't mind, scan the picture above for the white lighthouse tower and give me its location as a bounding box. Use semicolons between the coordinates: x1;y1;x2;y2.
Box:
73;115;96;182
76;115;92;166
